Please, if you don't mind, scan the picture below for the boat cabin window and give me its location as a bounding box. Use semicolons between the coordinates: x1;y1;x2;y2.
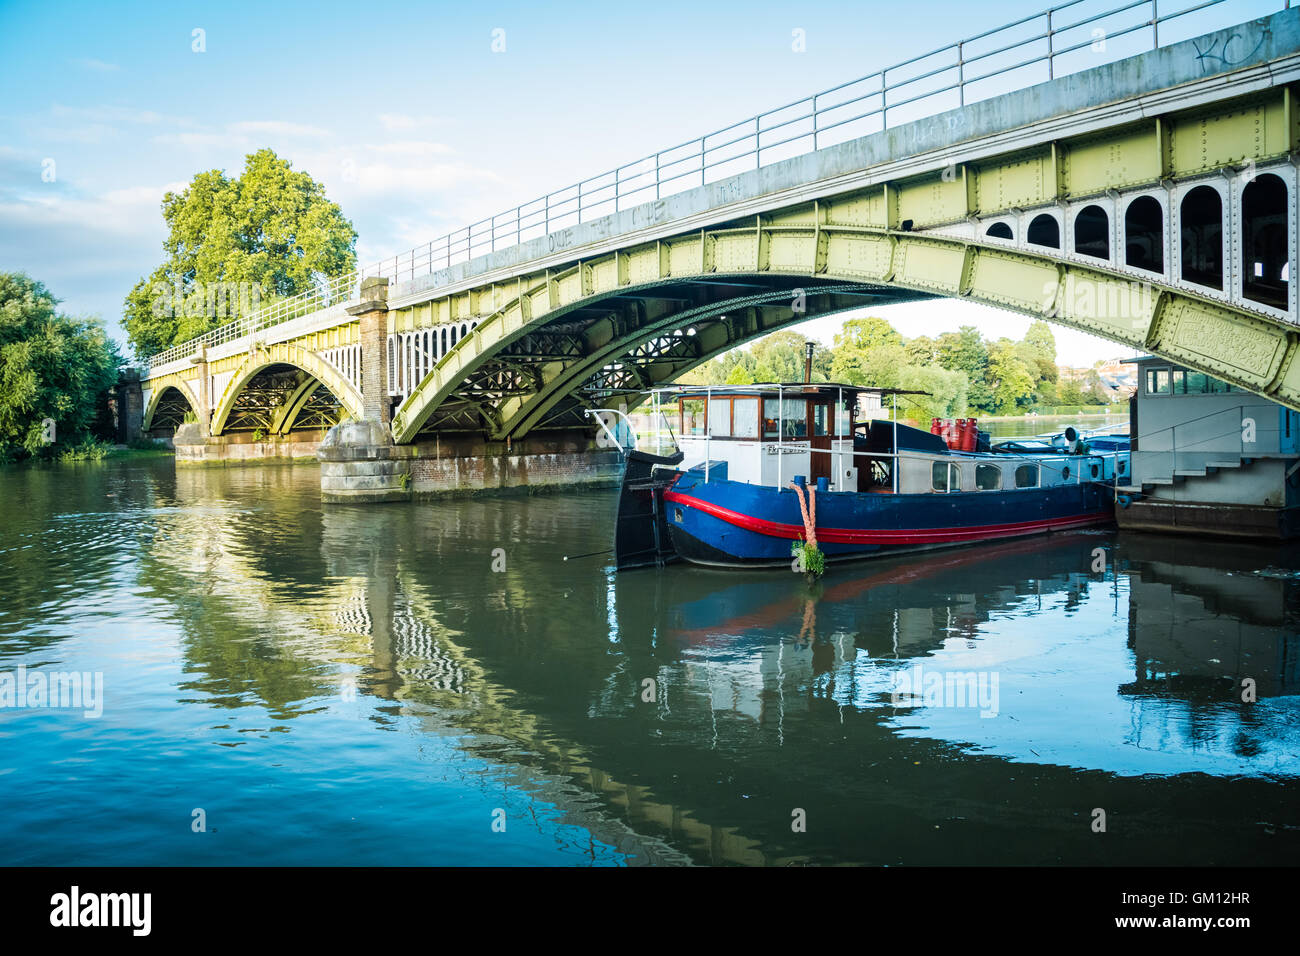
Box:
762;398;780;438
708;397;732;437
932;462;960;493
1175;370;1235;394
1015;464;1039;488
1145;368;1171;395
733;397;759;438
975;463;1002;490
680;398;707;436
683;391;854;441
812;403;829;437
761;397;812;438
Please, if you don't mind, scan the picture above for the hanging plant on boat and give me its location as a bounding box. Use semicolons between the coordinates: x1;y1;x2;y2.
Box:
789;481;825;579
791;538;826;578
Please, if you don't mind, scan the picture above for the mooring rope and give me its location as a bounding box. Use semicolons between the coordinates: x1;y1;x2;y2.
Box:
789;481;818;550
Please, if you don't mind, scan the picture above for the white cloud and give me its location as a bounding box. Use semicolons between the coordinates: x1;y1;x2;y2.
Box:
347;160;503;197
151;131;240;150
0;179;181;337
229;120;331;138
50;104;180;126
365;141;453;156
377;113;443;131
73;58;120;73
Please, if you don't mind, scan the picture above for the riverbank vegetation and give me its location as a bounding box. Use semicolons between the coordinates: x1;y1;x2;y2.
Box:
678;318;1123;421
0;273;121;463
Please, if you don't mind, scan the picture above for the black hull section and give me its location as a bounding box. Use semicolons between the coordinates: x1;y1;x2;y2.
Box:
614;449;684;570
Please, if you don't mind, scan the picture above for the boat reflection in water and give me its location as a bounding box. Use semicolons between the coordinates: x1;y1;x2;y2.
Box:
294;491;1299;866
639;531;1299;779
133;471;1300;866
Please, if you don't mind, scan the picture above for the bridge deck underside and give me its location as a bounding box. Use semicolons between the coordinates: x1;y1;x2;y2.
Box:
407;277;930;437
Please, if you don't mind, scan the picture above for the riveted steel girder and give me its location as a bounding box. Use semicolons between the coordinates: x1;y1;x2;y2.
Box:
209;343;365;436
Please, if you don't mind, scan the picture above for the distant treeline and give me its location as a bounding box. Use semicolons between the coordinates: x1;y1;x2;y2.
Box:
677;318;1119;423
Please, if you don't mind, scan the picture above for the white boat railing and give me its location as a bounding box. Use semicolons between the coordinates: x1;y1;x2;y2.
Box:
626;382;1129;494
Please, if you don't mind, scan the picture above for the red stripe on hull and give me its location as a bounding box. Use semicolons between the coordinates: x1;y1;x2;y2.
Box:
662;490;1112;545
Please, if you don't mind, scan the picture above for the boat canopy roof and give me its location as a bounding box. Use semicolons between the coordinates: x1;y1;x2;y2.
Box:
653;383;930;398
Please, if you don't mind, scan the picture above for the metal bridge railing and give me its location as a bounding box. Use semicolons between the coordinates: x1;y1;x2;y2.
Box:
148;0;1285;370
147;269;360;368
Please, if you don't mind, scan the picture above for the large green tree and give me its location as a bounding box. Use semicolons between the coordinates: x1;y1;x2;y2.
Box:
0;273;121;458
124;148;358;358
830;317;906;387
936;326;993;411
986;338;1036;415
680;330;832;385
897;364;969;422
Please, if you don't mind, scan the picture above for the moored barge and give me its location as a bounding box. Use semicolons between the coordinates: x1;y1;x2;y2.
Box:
601;383;1130;570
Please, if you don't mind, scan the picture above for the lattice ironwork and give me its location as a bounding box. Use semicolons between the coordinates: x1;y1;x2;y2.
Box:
288;383;344;431
149;388;194;429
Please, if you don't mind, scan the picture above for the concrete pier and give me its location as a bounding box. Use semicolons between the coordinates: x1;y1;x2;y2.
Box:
173;422;327;464
318;424;621;503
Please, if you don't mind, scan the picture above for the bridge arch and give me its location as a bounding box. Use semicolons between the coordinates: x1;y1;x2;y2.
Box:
1071;204;1111;261
1178;183;1226;291
389;167;1300;445
389;273;931;442
1241;171;1292;310
1124;194;1167;275
1026;213;1061;250
209;343;364;436
142;378;200;433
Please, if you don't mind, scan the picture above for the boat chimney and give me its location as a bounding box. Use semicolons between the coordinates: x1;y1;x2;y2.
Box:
804;341;814;384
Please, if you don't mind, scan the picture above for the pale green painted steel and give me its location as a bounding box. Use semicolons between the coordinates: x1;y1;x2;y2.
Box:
209;343;365;437
142;375;202;433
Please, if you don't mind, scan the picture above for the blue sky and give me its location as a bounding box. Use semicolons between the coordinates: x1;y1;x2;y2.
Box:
0;0;1278;363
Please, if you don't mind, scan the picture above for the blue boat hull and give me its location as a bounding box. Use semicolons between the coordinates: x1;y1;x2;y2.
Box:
662;471;1114;567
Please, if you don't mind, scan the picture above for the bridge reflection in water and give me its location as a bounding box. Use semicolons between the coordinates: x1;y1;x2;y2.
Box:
112;463;1298;865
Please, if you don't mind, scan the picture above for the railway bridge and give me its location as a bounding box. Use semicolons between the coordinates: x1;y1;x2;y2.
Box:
133;2;1300;499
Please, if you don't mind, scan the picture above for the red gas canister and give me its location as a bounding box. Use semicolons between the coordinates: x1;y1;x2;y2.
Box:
931;417;942;436
960;418;977;452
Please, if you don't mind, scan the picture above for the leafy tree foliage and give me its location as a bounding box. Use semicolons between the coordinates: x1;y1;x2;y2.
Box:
896;365;969;422
681;330;832;385
0;273;121;458
124;148;357;358
986;338;1036;415
672;311;1096;422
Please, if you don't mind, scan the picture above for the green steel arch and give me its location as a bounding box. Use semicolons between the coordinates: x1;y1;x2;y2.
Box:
391;218;1300;443
142;377;201;433
210;343;364;437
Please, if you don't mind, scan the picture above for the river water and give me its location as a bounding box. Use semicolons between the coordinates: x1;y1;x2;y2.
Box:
1;458;1297;866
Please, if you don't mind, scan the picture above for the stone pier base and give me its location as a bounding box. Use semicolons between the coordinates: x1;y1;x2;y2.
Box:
174;423;327;464
318;424;623;503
